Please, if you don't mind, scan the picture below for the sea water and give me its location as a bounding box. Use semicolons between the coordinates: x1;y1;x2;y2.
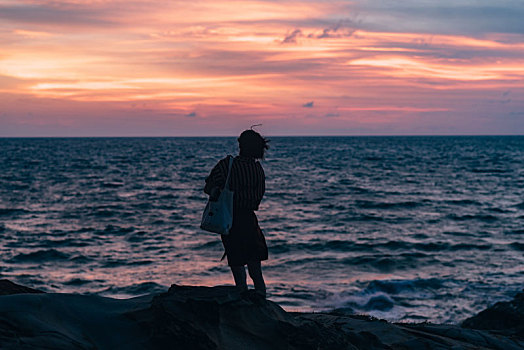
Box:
0;136;522;323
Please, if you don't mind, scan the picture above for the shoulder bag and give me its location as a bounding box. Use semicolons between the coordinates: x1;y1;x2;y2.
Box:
200;155;234;235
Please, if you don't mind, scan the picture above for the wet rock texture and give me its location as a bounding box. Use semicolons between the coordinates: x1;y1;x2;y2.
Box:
1;281;523;349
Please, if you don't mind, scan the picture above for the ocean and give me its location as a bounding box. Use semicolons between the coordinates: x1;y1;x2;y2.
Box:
0;136;522;323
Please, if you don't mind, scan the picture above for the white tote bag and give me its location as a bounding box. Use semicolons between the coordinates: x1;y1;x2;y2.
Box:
200;155;234;235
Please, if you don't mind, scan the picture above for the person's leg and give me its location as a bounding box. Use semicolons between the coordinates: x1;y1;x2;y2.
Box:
230;265;248;291
247;261;266;297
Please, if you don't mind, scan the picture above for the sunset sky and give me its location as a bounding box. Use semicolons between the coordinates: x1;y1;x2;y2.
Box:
1;0;523;136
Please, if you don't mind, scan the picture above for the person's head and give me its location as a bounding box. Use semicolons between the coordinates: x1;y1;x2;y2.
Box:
238;129;269;159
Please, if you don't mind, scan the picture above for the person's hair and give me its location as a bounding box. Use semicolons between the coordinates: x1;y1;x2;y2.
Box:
238;129;269;159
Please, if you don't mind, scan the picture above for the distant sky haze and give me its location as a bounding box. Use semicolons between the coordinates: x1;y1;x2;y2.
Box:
1;0;523;136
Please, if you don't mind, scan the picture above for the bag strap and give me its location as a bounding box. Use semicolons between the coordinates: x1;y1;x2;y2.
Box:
223;155;234;190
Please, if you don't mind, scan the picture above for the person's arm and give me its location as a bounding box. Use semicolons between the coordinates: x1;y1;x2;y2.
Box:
203;177;215;196
204;158;227;200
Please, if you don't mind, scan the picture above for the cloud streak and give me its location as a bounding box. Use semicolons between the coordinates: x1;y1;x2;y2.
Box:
302;101;314;108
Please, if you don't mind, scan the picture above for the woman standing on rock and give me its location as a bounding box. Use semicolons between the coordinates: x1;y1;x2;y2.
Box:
204;129;269;297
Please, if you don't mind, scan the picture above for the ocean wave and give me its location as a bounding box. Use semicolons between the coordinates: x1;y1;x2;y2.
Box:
283;256;338;267
332;292;395;313
505;229;524;235
11;249;71;263
394;241;491;252
88;210;118;218
99;281;167;296
269;240;492;255
449;243;492;251
193;240;222;250
346;185;373;194
101;225;136;235
364;278;446;295
159;193;178;200
355;200;423;210
101;258;153;268
126;231;150;243
101;181;124;188
329;278;451;316
510;242;524;251
471;168;508;173
444;199;481;206
0;208;29;216
446;213;499;222
70;255;92;263
64;278;92;286
4;182;30;190
37;238;92;248
128;260;154;266
344;213;412;223
362;294;395;311
340;253;434;271
487;207;510;213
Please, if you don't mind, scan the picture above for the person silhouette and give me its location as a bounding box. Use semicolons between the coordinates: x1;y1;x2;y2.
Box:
204;129;269;297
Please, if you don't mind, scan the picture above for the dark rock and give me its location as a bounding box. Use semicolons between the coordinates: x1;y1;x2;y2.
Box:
462;290;524;338
1;280;524;349
0;280;44;295
127;284;358;350
403;323;524;350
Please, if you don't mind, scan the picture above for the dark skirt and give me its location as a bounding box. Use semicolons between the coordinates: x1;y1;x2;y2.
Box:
221;207;268;266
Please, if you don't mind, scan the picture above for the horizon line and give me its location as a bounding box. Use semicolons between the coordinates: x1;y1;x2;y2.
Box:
1;134;524;138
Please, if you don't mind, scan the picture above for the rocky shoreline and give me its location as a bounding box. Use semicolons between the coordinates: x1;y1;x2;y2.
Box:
0;280;522;349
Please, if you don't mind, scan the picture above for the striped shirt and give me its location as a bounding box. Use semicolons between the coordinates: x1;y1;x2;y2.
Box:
204;155;265;210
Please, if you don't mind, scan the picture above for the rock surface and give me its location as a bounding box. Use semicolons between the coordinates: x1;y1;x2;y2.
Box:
128;285;357;349
462;289;524;338
0;279;44;296
0;280;523;349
